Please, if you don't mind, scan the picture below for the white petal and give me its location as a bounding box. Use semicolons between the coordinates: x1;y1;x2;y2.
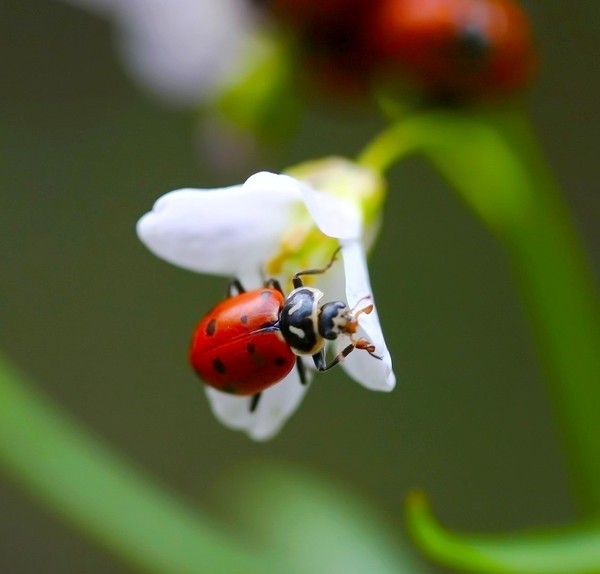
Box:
137;175;302;277
340;241;396;391
296;179;362;240
312;257;347;303
242;171;306;199
204;367;311;441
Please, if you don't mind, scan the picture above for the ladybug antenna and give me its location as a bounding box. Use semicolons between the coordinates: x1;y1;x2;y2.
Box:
292;246;343;288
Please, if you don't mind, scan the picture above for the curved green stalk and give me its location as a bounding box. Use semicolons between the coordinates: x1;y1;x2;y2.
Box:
0;354;269;574
406;492;600;574
360;109;600;571
360;109;600;516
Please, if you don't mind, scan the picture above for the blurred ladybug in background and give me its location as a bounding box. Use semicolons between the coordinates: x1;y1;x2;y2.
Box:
260;0;536;101
367;0;537;100
190;249;380;412
265;0;377;96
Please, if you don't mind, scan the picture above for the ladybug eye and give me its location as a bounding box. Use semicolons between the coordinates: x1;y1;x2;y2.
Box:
318;301;349;340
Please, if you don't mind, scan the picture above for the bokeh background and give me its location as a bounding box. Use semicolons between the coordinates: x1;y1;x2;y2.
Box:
1;1;600;572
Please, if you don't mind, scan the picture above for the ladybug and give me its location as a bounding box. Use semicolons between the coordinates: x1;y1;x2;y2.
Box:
190;248;380;412
368;0;537;100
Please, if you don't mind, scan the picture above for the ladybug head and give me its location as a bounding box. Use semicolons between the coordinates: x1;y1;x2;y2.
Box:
318;298;380;360
318;301;355;340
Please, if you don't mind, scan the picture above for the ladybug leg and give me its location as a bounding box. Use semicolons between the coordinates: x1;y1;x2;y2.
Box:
249;392;262;413
292;246;343;289
264;278;284;295
312;343;355;372
312;350;325;371
228;279;246;296
352;337;383;360
296;356;308;385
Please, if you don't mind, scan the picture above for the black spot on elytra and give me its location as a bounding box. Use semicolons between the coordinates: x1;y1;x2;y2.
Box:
247;343;256;354
212;358;226;375
274;356;288;366
221;385;237;395
206;318;216;336
460;25;490;62
240;315;248;325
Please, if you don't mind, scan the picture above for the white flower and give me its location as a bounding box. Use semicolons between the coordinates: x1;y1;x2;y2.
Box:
59;0;257;106
137;160;395;440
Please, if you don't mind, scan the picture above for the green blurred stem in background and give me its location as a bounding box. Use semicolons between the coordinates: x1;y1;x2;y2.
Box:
0;355;419;574
0;355;269;574
359;109;600;516
406;491;600;574
359;109;600;571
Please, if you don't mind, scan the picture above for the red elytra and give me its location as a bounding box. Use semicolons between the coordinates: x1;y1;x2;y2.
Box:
368;0;537;99
190;288;296;396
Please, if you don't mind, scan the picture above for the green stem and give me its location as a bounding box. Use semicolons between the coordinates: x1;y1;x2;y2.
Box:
359;110;600;517
0;354;270;574
406;491;600;574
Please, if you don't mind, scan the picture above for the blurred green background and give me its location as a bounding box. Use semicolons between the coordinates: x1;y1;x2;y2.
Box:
1;1;600;572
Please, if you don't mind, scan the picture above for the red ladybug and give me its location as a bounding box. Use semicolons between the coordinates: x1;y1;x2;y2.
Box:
190;249;379;411
368;0;537;99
